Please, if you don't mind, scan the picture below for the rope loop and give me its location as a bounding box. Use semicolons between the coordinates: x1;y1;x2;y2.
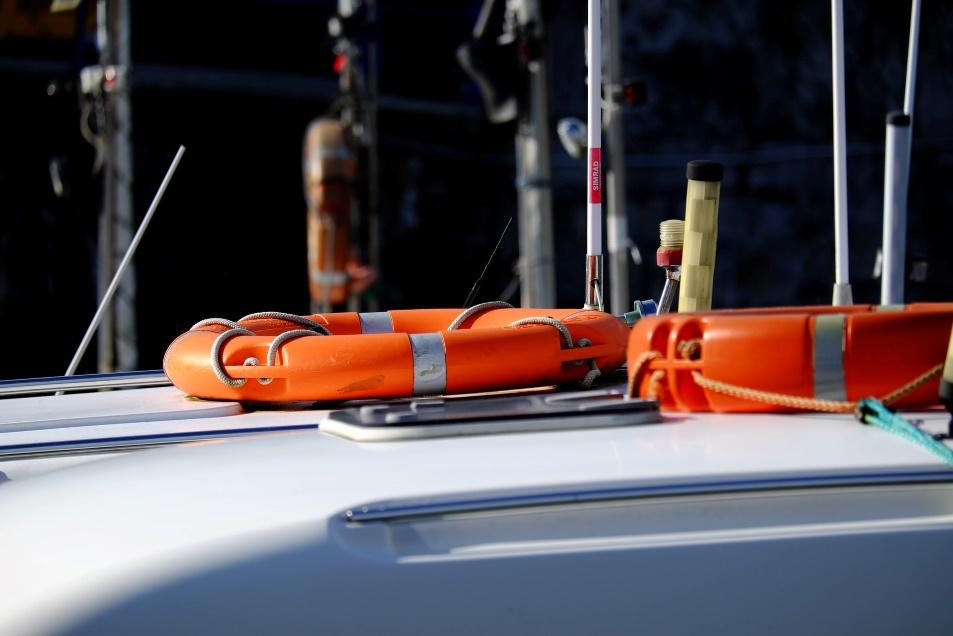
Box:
506;318;604;389
254;329;326;385
200;313;332;386
192;317;244;331
647;370;666;399
210;327;255;387
507;317;574;349
690;364;943;413
626;350;663;398
211;327;330;388
448;301;514;330
575;338;602;388
237;311;332;336
678;338;702;360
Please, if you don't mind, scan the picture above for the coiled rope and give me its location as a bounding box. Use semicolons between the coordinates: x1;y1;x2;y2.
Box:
209;327;254;387
690;365;942;413
449;303;603;389
194;313;330;387
627;337;943;413
237;311;331;335
447;301;514;331
200;303;607;391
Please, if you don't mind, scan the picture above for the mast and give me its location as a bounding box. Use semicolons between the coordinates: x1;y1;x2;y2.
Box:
903;0;921;117
830;0;852;306
880;0;921;306
584;0;603;311
95;0;136;371
515;0;556;308
880;112;911;305
366;0;381;311
603;0;629;315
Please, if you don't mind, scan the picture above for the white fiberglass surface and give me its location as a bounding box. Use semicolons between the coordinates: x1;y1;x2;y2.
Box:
0;386;240;432
0;408;952;635
340;483;953;561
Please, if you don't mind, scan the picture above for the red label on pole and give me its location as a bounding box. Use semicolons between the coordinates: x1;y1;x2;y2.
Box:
589;148;602;204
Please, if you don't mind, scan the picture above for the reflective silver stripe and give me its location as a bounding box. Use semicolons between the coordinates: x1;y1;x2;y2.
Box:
309;270;348;284
875;304;904;312
408;333;447;396
813;314;847;401
359;312;394;334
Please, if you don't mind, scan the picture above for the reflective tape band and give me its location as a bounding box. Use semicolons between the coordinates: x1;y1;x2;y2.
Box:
813;314;847;401
875;304;904;312
309;270;348;285
408;333;447;397
359;312;394;334
308;146;351;160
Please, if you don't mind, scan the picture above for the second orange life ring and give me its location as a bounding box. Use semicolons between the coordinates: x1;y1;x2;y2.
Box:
627;303;953;412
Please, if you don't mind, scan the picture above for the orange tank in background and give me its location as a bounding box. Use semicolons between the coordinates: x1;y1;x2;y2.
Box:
627;303;953;413
303;119;372;310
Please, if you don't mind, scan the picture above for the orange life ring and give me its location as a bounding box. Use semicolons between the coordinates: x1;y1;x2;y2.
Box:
627;303;953;413
164;304;629;402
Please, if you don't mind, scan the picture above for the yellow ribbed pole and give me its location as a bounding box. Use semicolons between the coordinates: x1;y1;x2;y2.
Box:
678;161;723;312
940;324;953;412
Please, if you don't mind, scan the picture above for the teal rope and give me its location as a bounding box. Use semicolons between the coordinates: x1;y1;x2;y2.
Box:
855;398;953;467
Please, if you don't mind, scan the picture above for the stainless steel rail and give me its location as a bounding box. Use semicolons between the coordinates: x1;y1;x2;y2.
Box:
0;370;170;397
342;472;953;523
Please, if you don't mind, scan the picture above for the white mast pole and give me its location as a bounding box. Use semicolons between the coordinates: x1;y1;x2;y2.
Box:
604;0;629;315
880;0;921;306
904;0;921;116
831;0;853;306
584;0;604;310
881;112;911;305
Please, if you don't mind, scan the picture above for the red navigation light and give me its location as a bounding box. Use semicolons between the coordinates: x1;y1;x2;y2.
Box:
333;54;348;74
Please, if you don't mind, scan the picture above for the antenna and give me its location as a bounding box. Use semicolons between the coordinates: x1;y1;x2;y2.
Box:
584;0;603;311
830;0;852;306
463;216;513;307
880;0;921;305
64;145;186;378
881;113;912;305
904;0;922;116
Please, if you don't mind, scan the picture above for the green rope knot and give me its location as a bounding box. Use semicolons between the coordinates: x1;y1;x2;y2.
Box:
855;397;953;467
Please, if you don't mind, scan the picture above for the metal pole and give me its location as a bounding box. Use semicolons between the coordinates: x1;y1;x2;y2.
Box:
603;0;628;315
903;0;921;116
881;113;912;305
879;0;921;307
366;0;381;311
65;146;185;377
95;0;115;372
111;0;137;370
831;0;853;306
515;0;555;307
584;0;604;311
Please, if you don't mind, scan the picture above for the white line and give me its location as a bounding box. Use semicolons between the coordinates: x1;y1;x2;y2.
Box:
65;145;186;377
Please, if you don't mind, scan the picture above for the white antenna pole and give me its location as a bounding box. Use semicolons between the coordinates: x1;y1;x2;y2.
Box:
881;112;911;305
904;0;922;116
880;0;921;306
831;0;853;306
65;145;186;377
604;0;629;315
584;0;604;310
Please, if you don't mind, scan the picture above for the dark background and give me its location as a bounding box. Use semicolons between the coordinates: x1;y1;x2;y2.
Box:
2;0;952;380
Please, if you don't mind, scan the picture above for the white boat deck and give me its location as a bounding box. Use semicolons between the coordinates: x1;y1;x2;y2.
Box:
2;385;952;634
2;385;950;486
